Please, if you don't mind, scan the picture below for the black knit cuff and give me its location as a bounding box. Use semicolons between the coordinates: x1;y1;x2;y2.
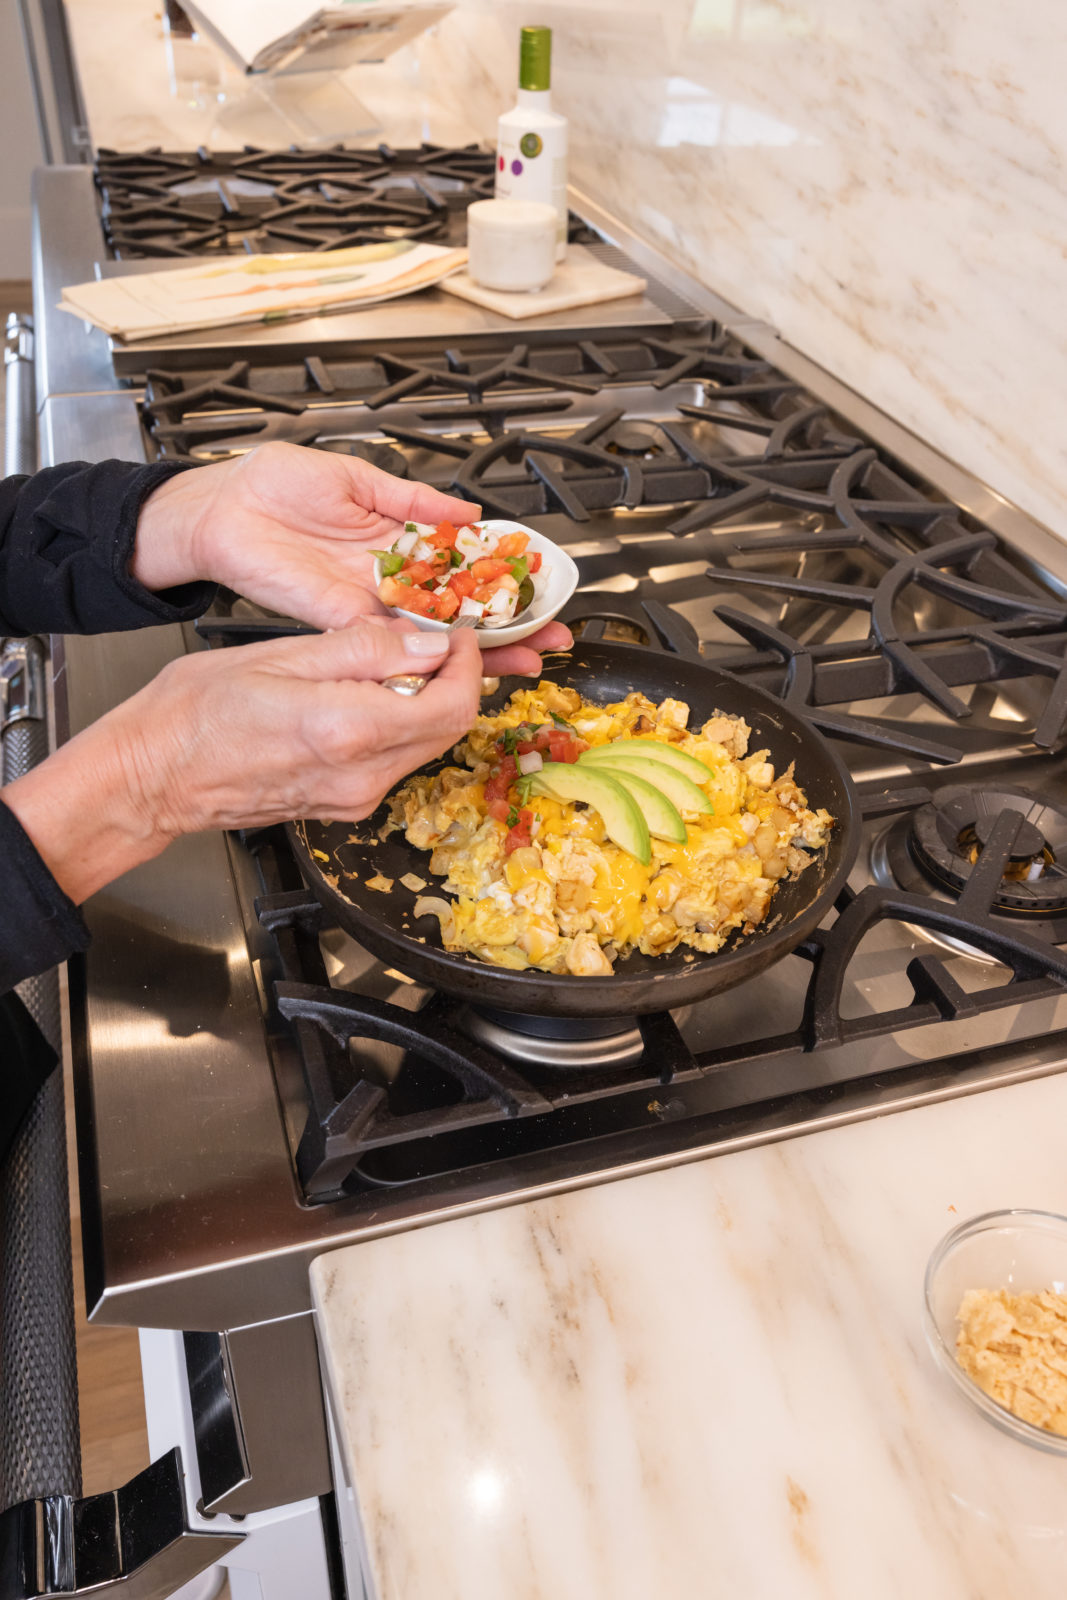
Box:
108;459;218;621
0;799;89;993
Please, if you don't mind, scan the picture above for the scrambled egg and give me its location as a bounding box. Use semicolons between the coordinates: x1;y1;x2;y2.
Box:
384;682;834;976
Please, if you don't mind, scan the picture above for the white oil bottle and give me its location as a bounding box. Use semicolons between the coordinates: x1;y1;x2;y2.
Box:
495;25;568;262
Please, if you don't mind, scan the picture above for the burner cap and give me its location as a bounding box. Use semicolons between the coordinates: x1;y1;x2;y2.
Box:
908;785;1067;914
463;1005;644;1068
604;422;665;457
314;439;410;477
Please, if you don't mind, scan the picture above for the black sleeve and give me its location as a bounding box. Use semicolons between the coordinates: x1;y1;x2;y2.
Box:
0;459;217;635
0;799;89;993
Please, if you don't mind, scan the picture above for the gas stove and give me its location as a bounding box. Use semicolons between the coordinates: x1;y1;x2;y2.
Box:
32;162;1067;1326
129;315;1067;1212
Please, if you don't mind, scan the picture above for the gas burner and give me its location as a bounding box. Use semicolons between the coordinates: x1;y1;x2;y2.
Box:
911;786;1067;914
314;439;410;477
870;785;1067;959
462;1006;645;1069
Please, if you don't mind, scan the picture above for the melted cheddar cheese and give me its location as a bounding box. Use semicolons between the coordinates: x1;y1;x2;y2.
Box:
384;684;834;976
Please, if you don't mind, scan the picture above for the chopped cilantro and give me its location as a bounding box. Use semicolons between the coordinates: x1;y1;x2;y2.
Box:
450;549;464;566
550;712;576;731
505;805;519;829
404;521;418;532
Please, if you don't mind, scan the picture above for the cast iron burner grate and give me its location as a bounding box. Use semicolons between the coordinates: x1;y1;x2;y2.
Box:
94;143;497;257
182;325;1067;758
244;793;1067;1202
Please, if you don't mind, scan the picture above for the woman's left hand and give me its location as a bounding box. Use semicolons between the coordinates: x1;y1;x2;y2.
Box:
133;441;572;676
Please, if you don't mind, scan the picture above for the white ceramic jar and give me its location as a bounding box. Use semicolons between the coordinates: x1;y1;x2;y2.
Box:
466;198;558;293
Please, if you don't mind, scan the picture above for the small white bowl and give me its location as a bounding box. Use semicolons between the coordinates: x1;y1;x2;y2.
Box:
373;519;578;651
923;1209;1067;1454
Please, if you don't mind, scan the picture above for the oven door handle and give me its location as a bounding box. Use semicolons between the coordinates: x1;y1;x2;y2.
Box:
0;1447;244;1598
4;312;36;479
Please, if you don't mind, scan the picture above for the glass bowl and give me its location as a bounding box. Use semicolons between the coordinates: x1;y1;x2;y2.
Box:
923;1208;1067;1455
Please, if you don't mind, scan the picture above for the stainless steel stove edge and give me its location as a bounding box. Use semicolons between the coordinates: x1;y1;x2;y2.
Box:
83;1038;1067;1331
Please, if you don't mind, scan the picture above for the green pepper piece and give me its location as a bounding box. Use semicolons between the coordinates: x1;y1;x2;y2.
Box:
371;548;406;577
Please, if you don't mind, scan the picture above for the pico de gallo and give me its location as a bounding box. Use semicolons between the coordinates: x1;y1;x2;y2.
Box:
484;715;588;853
372;519;543;627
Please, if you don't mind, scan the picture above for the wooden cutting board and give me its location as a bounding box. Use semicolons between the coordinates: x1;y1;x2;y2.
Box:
439;244;647;320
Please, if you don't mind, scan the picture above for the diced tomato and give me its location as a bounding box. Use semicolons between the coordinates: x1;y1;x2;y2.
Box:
401;559;437;585
471;558;511;582
548;729;582;763
487;796;511;823
485;756;518;806
427;522;458;550
533;726;553;750
504;808;534;854
446;569;477;601
396;586;458;621
378;575;414;608
494;532;529;558
474;576;518;604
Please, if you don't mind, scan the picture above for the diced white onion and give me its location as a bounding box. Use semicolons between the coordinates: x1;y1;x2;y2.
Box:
518;751;543;774
458;596;484;618
412;539;434;562
455;530;483;562
485;588;515;615
413;895;456;941
394;528;419;556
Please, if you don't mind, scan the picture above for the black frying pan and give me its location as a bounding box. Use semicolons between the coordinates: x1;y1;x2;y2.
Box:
287;643;860;1018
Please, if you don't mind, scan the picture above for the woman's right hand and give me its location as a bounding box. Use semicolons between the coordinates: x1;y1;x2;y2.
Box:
4;624;482;905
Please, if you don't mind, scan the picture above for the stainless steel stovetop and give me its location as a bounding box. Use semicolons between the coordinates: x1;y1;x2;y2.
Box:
32;162;1067;1336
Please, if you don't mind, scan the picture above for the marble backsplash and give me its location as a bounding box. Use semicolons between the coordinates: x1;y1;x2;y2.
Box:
415;0;1067;544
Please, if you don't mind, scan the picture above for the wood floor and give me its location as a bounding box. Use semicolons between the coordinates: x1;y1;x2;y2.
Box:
70;1201;150;1494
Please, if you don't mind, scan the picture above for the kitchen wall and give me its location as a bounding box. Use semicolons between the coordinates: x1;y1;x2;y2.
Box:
0;7;45;278
416;0;1067;543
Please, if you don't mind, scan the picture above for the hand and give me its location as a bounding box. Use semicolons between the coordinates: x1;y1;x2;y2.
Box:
4;625;482;905
133;442;572;676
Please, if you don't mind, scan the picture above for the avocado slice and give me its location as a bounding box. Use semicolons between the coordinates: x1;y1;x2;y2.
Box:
579;750;712;816
582;737;714;784
606;768;686;842
530;762;651;864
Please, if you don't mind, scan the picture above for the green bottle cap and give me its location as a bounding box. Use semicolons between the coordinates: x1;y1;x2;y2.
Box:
519;25;552;92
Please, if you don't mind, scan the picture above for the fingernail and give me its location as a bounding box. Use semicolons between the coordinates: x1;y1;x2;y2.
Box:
403;632;449;655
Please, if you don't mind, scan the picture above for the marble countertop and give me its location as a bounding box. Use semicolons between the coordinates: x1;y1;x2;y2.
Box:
312;1072;1067;1600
